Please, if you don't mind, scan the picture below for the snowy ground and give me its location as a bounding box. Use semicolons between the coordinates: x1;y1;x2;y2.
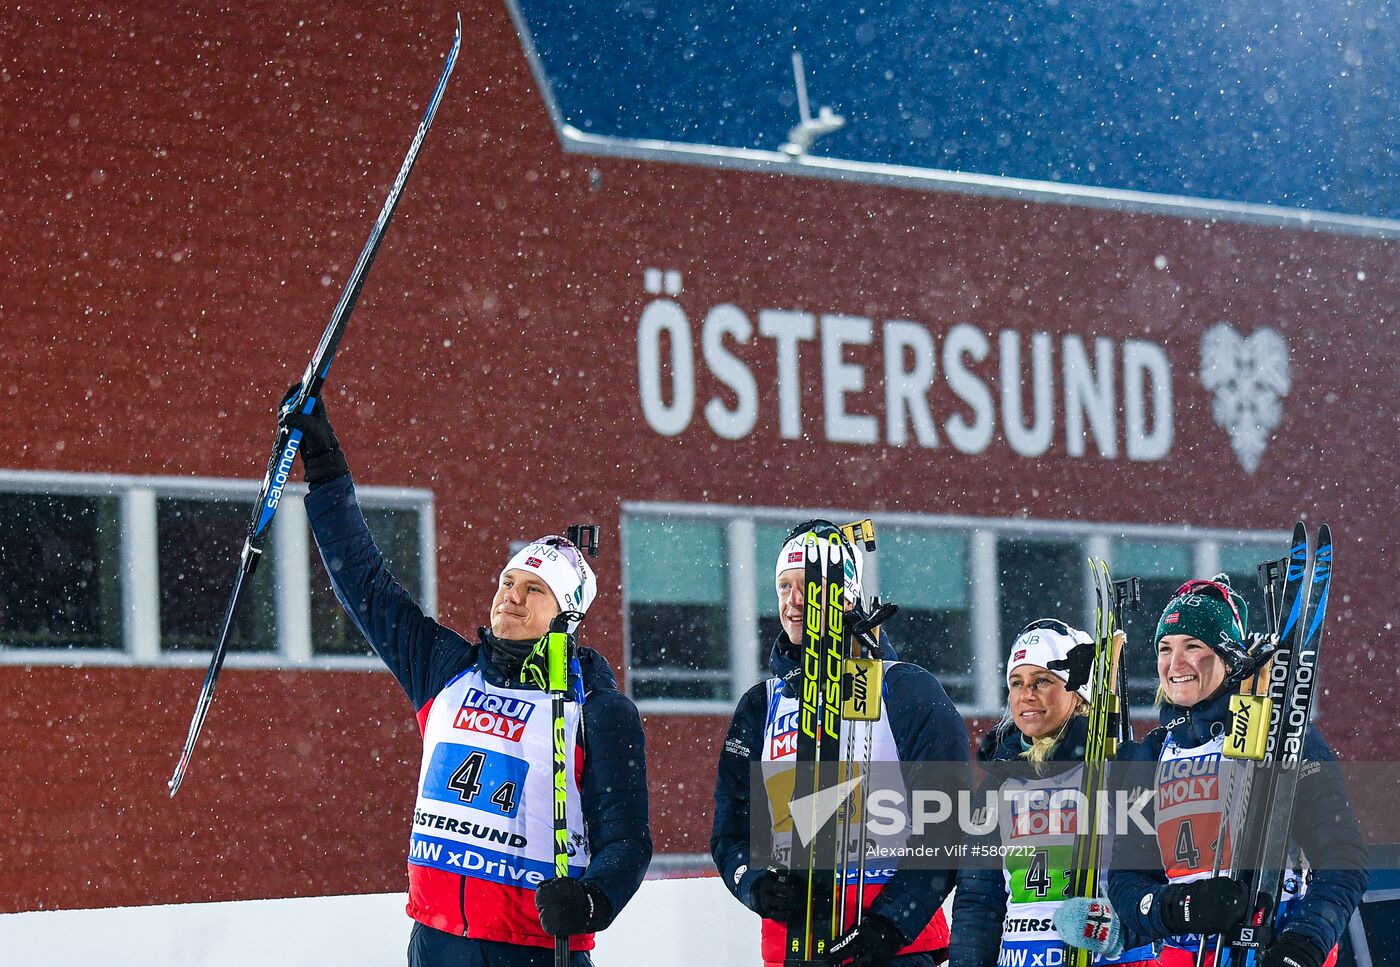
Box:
0;876;759;967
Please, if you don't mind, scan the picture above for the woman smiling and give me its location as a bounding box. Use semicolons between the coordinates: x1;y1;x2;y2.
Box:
1065;576;1368;967
951;619;1157;967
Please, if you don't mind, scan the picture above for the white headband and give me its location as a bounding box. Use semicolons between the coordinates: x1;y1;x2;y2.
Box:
774;530;864;600
500;537;596;633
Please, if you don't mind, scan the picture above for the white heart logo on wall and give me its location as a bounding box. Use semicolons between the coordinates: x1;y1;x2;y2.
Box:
1198;323;1291;474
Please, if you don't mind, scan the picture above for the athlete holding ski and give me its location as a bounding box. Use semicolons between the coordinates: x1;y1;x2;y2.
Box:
283;399;652;967
711;521;969;966
951;619;1157;967
1058;575;1367;967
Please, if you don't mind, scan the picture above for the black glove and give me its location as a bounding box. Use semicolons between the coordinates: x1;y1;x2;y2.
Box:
1262;932;1327;967
828;914;905;967
516;627;578;689
278;385;348;486
534;876;611;937
1157;877;1248;935
750;869;805;922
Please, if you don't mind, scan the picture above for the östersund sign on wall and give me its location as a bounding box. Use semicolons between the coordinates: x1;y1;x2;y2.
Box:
636;294;1174;461
634;278;1296;474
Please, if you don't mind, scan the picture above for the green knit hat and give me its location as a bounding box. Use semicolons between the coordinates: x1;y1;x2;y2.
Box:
1155;574;1248;656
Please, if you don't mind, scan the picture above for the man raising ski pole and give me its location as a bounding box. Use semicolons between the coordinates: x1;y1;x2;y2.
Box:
282;397;652;967
711;520;970;966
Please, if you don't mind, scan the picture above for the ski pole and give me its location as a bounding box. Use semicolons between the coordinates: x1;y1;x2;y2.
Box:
1198;558;1286;967
540;613;575;967
845;596;892;923
167;17;461;797
543;524;599;967
1110;577;1140;744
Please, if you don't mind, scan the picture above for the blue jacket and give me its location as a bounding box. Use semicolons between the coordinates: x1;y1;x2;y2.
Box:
951;716;1156;967
950;720;1074;967
305;473;652;957
710;633;970;946
1107;689;1368;956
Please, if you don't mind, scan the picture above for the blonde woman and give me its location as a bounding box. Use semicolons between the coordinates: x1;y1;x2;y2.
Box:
951;619;1157;967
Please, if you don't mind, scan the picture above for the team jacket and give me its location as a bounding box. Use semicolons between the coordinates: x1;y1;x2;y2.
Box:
1107;690;1368;958
711;634;969;965
305;473;652;957
951;718;1157;967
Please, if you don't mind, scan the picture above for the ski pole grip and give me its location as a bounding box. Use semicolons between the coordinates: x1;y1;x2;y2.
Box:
543;612;574;693
543;633;566;693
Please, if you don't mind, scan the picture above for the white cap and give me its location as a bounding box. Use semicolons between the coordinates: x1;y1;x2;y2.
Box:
499;536;597;633
774;528;864;603
1006;620;1094;701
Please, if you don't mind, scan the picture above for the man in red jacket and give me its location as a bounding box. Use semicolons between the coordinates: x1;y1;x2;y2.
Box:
710;521;969;967
287;398;652;966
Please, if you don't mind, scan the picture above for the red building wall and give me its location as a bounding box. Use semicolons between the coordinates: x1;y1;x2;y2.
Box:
1;0;1395;911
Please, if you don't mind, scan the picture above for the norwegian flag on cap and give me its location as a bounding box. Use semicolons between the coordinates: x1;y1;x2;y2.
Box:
787;550;803;564
1165;611;1180;624
1013;648;1026;661
524;556;542;569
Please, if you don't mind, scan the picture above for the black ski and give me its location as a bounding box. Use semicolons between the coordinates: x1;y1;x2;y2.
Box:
1220;523;1311;862
1202;523;1309;967
789;525;847;965
167;18;461;796
1224;524;1333;963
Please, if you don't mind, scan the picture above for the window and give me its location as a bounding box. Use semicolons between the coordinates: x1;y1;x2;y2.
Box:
997;537;1085;653
881;527;972;705
622;501;1288;717
157;497;277;652
0;471;434;667
311;505;428;657
624;516;729;701
0;491;122;650
1110;538;1194;708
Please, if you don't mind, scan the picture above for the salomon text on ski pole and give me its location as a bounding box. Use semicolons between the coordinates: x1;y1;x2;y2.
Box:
167;17;460;796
